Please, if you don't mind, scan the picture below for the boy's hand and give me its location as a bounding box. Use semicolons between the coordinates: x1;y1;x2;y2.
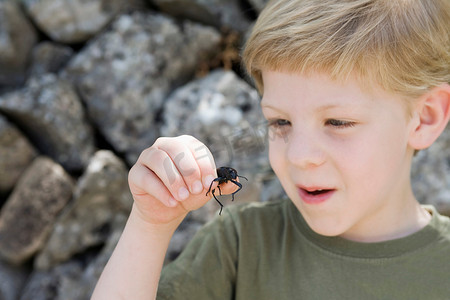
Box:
128;135;237;226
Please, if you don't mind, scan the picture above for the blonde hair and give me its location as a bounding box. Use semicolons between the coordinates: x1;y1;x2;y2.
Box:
242;0;450;99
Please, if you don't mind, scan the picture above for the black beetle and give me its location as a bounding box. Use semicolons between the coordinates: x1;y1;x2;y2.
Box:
206;167;248;215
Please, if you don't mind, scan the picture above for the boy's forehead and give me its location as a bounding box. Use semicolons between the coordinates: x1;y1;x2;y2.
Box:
260;69;408;102
261;70;371;99
260;70;415;119
260;70;416;111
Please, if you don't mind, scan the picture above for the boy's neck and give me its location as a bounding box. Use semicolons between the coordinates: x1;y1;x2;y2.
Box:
397;201;432;238
341;192;432;243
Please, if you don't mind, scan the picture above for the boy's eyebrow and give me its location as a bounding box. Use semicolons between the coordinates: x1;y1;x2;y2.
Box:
260;103;285;113
316;104;348;112
260;102;275;109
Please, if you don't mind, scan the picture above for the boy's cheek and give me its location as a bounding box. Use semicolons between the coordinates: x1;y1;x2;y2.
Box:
268;143;286;177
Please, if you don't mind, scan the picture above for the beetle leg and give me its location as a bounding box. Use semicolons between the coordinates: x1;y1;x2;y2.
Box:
212;189;223;215
229;179;242;201
206;178;221;196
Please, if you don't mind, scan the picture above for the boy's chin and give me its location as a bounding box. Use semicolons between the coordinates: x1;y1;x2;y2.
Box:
311;227;344;238
304;217;349;238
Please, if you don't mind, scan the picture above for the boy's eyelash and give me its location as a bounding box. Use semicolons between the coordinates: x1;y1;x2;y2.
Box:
266;119;356;129
267;119;291;127
325;119;356;128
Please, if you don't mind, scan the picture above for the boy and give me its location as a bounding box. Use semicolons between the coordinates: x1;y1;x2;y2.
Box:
92;0;450;299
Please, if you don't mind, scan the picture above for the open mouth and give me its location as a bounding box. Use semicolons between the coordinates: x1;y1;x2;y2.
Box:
306;189;332;195
298;187;336;204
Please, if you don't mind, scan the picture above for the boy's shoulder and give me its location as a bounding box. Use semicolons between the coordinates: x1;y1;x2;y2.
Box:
424;205;450;241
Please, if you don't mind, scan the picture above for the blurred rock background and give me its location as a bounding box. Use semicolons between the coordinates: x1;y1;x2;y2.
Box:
0;0;448;299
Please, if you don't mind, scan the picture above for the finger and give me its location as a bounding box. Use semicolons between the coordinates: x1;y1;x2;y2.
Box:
137;147;189;202
184;136;218;190
154;137;203;195
128;162;177;207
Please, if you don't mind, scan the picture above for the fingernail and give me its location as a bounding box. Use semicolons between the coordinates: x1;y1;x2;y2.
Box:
191;180;203;194
203;175;215;189
178;187;189;201
168;197;177;207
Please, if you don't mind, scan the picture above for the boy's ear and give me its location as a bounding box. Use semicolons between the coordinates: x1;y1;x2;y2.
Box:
409;83;450;150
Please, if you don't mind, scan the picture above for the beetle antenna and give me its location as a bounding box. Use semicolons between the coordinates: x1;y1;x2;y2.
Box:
238;175;248;181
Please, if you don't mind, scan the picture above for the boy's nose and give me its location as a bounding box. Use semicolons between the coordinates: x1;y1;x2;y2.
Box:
286;132;326;169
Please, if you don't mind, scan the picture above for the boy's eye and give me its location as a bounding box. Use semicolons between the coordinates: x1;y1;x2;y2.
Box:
267;119;291;128
325;119;356;128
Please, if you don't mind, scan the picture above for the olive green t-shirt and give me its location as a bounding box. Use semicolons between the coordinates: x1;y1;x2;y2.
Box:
157;200;450;299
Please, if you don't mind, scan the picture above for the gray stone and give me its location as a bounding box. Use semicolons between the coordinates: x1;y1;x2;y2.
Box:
35;150;132;270
0;1;38;86
21;0;145;44
161;69;267;170
72;214;128;300
28;41;74;77
0;115;37;193
0;156;74;265
412;125;450;216
152;0;251;33
20;260;83;300
63;12;221;164
0;259;29;300
0;74;96;172
20;214;127;300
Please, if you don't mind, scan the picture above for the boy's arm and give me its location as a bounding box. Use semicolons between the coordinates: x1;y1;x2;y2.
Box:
91;204;184;300
91;135;238;299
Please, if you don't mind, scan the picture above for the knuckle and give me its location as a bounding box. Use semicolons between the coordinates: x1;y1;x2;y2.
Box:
180;134;193;140
143;147;166;163
139;147;155;161
154;136;170;145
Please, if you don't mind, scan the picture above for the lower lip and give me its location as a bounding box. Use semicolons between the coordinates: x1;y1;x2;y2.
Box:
298;188;335;205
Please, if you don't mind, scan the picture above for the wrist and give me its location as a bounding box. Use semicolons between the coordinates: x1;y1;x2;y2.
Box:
129;203;186;236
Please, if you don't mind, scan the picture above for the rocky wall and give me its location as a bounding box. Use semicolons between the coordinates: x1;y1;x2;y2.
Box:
0;0;448;299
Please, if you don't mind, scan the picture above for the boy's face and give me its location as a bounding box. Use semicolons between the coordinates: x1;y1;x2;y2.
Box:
261;70;419;242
